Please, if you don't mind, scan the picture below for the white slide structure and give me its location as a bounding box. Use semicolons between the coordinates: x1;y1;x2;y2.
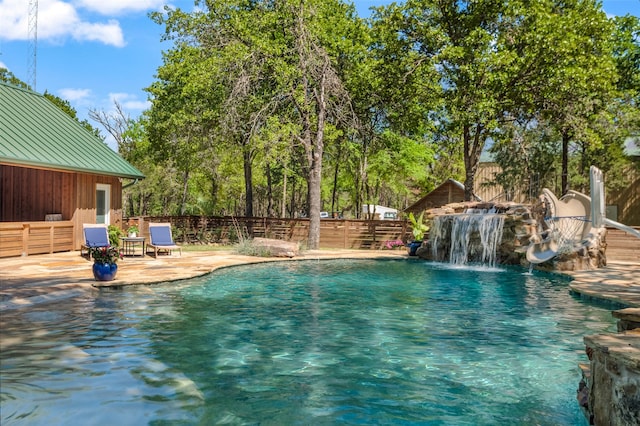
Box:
526;166;639;264
526;189;594;264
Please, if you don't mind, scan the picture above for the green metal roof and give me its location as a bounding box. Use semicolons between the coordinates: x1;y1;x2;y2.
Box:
0;82;144;179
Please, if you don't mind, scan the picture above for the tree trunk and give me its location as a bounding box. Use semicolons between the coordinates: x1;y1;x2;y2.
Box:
561;130;570;196
579;141;587;193
355;153;366;219
306;85;326;250
139;193;145;216
290;179;296;218
243;143;253;217
180;170;189;215
463;123;484;201
281;167;287;218
307;161;322;249
330;141;342;215
306;114;325;248
210;178;218;216
266;163;275;218
127;194;135;217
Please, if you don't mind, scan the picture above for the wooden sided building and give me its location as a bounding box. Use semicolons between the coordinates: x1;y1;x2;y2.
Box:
0;82;144;257
404;179;469;215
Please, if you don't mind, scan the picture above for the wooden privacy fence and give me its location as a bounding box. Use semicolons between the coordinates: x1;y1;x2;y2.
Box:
133;216;412;250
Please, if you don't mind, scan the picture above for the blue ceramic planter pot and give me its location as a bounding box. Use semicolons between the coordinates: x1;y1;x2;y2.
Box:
407;241;422;256
92;262;118;281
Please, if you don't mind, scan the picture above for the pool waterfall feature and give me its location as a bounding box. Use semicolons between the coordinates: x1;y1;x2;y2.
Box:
429;211;506;267
418;202;535;267
416;199;606;271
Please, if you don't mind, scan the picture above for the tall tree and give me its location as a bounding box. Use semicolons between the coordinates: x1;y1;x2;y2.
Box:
146;34;222;215
151;0;363;246
281;0;358;248
522;0;617;195
374;0;533;200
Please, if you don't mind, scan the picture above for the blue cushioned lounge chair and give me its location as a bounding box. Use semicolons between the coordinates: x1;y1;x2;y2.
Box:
81;224;110;259
147;222;182;258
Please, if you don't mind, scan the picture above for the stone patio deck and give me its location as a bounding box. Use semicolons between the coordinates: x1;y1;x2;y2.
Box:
568;261;640;308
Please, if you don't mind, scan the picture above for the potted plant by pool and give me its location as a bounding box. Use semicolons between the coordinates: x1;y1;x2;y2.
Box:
407;212;429;256
90;246;122;281
127;225;139;238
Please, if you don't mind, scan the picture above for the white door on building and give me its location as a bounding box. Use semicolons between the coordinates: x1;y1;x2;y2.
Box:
96;183;111;224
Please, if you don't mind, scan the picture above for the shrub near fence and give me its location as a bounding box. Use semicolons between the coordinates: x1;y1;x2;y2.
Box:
130;216;412;250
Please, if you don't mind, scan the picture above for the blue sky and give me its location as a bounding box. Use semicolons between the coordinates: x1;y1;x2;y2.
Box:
0;0;637;150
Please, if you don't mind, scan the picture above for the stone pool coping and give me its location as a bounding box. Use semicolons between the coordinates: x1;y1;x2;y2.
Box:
0;250;407;310
1;250;638;310
0;249;640;310
567;261;640;308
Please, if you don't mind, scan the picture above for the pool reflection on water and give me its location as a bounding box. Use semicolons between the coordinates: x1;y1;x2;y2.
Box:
1;259;616;425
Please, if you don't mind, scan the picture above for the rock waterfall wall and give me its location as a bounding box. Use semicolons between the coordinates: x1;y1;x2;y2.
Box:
417;201;606;271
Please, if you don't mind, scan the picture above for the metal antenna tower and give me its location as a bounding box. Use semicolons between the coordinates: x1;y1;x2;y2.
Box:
27;0;38;90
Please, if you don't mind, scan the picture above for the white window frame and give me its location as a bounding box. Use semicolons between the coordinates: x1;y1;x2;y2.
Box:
96;183;111;225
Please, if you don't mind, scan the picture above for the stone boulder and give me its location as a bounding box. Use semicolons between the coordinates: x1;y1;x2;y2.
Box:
252;238;300;258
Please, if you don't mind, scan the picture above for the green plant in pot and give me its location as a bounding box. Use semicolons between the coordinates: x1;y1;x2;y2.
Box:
127;225;139;238
407;212;429;256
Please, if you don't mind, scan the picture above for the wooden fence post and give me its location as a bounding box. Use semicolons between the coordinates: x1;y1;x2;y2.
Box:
49;223;54;254
343;220;349;249
22;223;29;256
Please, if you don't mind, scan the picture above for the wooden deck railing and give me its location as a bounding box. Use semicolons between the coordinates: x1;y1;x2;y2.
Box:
0;221;74;258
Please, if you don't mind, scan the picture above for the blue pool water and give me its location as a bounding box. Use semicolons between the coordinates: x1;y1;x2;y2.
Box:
0;259;617;425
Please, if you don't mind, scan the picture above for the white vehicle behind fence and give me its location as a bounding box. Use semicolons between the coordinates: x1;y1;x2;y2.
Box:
362;204;399;220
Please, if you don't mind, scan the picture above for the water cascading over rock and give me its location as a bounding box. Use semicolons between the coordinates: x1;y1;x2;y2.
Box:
417;202;538;266
428;211;505;267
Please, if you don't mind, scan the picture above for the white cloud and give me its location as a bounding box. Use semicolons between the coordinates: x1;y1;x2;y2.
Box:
0;0;124;46
123;99;151;110
109;92;150;111
109;92;131;103
0;61;8;70
0;0;30;39
72;20;125;46
58;87;91;102
75;0;167;15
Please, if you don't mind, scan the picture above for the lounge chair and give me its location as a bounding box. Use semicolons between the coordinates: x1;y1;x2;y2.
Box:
81;224;110;258
147;223;182;257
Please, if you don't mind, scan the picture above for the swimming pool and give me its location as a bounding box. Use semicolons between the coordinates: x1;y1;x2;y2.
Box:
0;259;616;424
